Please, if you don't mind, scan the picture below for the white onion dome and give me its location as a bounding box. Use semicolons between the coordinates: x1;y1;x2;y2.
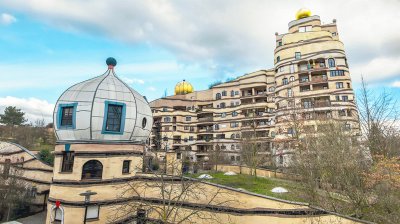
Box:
53;57;153;143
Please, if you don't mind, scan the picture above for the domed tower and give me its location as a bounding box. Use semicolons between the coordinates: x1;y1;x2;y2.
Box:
174;79;194;95
46;58;153;223
273;9;359;166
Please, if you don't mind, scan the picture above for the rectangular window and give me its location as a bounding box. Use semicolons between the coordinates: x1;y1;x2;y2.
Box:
105;104;123;132
278;41;282;46
86;205;99;220
342;96;348;101
61;106;74;126
279;66;284;72
336;95;340;101
184;126;189;130
330;70;345;77
234;91;239;95
289;64;295;73
295;52;301;59
347;82;351;88
232;111;238;117
186;116;191;121
61;152;74;172
189;136;194;141
336;82;344;89
299;26;306;32
190;126;194;131
339;110;346;116
122;160;130;174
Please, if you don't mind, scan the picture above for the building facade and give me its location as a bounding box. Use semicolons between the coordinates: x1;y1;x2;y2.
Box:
149;10;359;167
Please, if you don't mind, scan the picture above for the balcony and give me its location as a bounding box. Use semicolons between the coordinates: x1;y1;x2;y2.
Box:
311;75;328;83
198;117;213;122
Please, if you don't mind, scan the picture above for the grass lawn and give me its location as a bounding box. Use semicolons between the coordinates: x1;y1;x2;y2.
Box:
186;172;305;202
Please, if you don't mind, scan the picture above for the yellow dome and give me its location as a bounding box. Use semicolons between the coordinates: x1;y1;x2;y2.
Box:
296;8;312;20
174;80;194;95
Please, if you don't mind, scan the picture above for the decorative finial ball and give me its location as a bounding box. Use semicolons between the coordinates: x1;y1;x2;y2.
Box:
106;57;117;67
296;8;312;20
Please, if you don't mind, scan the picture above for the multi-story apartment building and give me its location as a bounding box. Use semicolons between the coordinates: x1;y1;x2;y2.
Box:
149;9;359;167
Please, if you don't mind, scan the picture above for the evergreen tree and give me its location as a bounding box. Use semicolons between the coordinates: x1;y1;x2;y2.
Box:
0;106;27;126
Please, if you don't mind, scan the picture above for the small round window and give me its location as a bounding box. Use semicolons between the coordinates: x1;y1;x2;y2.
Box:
142;118;147;128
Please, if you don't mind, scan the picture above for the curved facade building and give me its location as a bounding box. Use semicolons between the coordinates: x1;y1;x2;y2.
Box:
273;13;359;165
150;10;360;168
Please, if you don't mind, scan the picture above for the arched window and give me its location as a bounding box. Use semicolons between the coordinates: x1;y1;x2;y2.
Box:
231;134;235;139
216;93;221;100
328;58;335;68
231;145;235;150
289;76;295;82
230;90;235;97
82;160;103;180
236;133;240;139
269;87;275;92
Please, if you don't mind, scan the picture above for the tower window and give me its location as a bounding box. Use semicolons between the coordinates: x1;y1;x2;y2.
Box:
295;52;301;59
103;101;126;134
122;160;131;174
82;160;103;180
61;151;75;172
216;93;221;100
328;58;336;68
222;91;227;96
57;103;77;129
276;56;280;62
336;82;344;89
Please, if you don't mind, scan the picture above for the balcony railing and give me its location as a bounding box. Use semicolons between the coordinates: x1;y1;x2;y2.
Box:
198;117;213;122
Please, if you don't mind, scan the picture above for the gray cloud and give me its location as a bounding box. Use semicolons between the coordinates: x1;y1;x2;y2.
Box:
1;0;400;83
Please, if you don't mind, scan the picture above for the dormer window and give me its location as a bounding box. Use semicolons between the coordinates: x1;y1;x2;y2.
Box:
299;26;312;32
57;103;77;129
102;101;126;134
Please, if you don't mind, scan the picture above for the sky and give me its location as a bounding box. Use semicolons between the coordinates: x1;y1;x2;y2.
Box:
0;0;399;123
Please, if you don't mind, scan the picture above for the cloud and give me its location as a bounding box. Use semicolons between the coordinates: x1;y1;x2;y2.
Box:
351;56;400;83
1;0;400;84
0;13;16;25
391;81;400;88
0;96;54;124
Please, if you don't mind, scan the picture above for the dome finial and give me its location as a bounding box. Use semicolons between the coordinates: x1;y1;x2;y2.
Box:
106;57;117;69
296;8;311;20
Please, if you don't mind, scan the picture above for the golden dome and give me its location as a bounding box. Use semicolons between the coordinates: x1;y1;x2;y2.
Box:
174;80;194;95
296;8;311;20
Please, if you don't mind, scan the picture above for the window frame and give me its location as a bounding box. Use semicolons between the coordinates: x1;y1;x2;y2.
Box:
328;58;336;68
61;151;75;173
295;52;301;60
81;160;103;180
122;160;131;174
102;101;126;135
86;205;100;220
57;103;78;129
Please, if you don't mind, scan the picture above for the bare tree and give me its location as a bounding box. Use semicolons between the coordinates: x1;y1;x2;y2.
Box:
109;161;234;224
0;164;33;221
358;76;400;158
239;107;269;177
